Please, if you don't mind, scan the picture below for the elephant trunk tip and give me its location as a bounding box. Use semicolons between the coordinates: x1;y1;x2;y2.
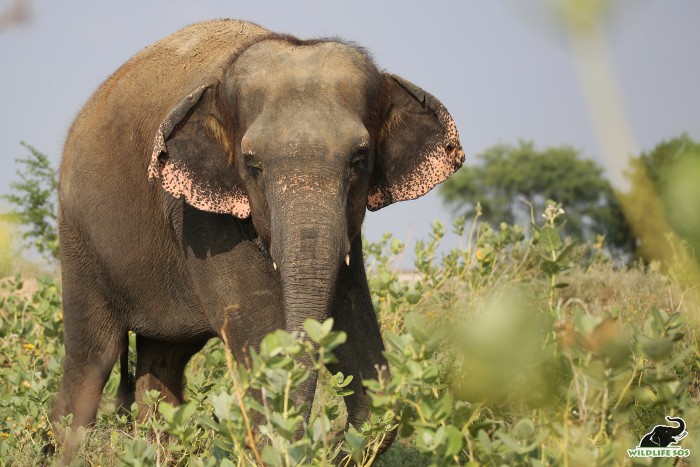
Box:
665;416;685;427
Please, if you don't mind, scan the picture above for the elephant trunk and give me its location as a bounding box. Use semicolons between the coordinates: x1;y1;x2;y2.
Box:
268;175;349;333
274;218;346;331
666;416;686;436
267;177;349;419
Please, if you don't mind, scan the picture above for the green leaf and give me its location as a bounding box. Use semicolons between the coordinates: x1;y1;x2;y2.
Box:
540;260;560;276
555;241;578;263
303;319;327;343
384;331;409;353
406;291;422;305
340;374;353;387
640;337;674;361
343;426;368;463
513;418;535;439
405;313;431;344
321;317;334;336
270;413;299;439
477;429;492;454
319;330;346;350
433;393;454;421
415;427;437;453
174;401;196;426
158;401;176;422
261;445;283;467
539;227;563;252
443;425;464;457
210;391;235;421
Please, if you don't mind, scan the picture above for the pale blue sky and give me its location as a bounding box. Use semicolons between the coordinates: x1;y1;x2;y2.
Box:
1;1;699;258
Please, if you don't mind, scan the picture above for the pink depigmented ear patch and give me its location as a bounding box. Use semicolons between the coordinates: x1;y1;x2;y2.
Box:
147;126;168;182
368;107;464;211
159;160;250;218
367;188;389;210
148;129;250;218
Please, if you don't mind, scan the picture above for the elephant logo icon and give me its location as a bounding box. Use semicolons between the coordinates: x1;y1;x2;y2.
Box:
638;416;688;448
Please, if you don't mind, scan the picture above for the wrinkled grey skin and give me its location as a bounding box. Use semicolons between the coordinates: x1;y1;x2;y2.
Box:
638;416;687;447
52;19;463;458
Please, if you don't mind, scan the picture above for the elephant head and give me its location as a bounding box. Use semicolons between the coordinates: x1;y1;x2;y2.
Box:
148;37;464;336
639;416;687;447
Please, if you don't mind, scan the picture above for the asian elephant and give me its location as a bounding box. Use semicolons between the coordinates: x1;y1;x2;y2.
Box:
52;19;463;457
638;416;687;447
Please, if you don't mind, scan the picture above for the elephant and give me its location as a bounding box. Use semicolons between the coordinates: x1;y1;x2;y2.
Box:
51;18;464;458
638;416;687;447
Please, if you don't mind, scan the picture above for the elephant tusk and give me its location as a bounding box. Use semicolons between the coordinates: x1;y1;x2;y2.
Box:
345;254;350;266
273;262;278;271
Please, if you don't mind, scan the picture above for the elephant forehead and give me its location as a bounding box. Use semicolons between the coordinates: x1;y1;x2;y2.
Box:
242;104;369;162
276;174;331;194
234;40;376;100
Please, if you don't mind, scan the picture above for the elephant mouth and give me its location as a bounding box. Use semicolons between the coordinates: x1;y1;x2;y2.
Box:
253;237;269;254
673;432;688;443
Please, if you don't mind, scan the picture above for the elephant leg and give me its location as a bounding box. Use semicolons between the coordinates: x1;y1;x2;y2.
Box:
328;309;398;457
219;293;286;427
327;305;397;455
50;281;125;460
116;341;135;414
327;297;388;426
326;243;397;454
51;347;123;460
51;342;123;424
134;336;207;420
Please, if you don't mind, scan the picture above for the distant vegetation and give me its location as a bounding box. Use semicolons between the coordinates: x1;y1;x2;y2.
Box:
1;136;699;465
439;141;635;256
1;141;58;263
439;134;700;265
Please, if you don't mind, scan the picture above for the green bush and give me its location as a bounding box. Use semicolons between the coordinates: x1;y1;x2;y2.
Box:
1;142;59;262
1;200;698;466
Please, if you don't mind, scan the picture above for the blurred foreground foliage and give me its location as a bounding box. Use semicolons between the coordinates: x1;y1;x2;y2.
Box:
1;203;698;465
621;133;700;267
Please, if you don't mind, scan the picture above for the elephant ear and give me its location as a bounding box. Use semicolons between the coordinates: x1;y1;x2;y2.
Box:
368;74;464;211
148;84;250;218
650;432;661;446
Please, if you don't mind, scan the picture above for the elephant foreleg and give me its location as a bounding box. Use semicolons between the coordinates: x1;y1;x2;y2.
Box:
218;293;286;428
327;293;396;454
50;245;126;460
326;241;397;454
51;341;124;460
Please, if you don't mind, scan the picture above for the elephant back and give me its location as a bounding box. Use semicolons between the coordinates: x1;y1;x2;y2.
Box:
98;19;270;121
62;19;270;182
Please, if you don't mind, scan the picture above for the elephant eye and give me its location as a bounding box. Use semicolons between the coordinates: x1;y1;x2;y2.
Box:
350;147;369;173
246;163;263;178
242;150;263;178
